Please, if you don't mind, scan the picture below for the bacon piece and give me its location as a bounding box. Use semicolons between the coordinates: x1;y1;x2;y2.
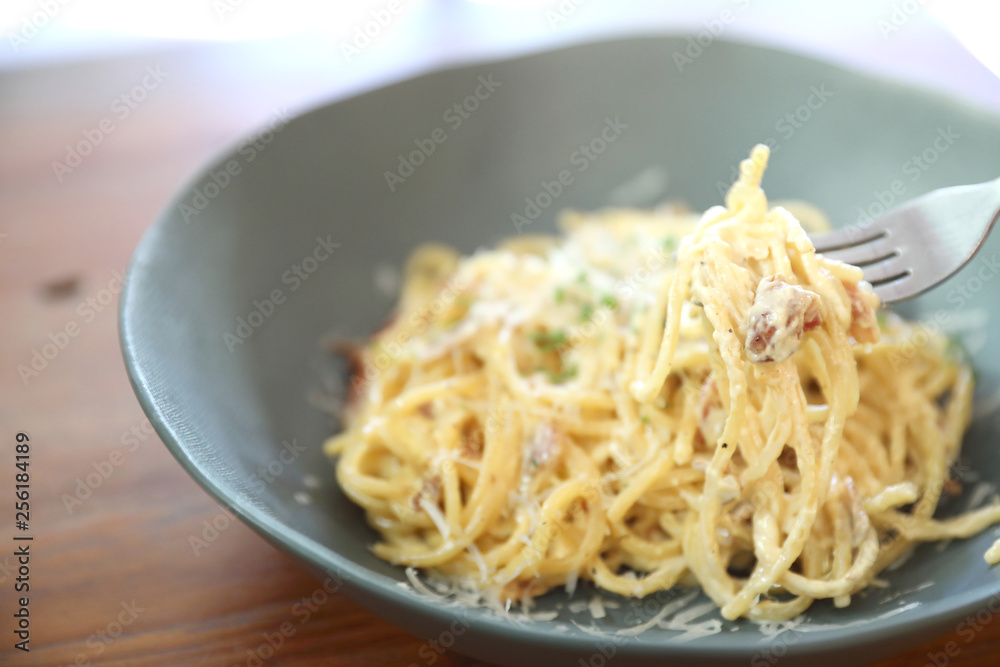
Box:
943;478;963;496
460;420;484;459
329;339;367;404
744;274;821;364
842;280;880;344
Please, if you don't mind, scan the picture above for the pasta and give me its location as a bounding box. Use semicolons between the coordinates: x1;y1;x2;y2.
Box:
325;145;999;621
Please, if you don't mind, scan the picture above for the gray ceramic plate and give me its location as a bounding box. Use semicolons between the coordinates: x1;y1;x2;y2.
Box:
121;36;1000;666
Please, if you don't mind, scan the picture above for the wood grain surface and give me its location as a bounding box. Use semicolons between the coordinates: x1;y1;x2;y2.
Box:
2;42;999;667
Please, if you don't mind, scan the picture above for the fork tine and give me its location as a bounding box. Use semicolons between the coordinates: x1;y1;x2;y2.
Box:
809;177;1000;304
871;274;915;304
816;232;895;266
808;228;851;253
810;224;886;253
856;253;910;285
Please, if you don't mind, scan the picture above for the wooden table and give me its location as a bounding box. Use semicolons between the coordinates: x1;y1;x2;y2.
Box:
2;41;1000;667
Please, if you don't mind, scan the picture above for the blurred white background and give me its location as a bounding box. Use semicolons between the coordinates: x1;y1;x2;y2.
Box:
1;0;999;110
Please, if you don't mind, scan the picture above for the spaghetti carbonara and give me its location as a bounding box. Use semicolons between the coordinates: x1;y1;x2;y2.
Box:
325;145;1000;621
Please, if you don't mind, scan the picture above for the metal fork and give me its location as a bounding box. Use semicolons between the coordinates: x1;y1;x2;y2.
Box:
810;177;1000;303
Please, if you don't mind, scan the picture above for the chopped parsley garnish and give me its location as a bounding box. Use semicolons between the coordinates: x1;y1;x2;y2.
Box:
600;295;618;310
531;329;568;352
545;365;578;384
663;236;677;251
580;303;594;322
555;287;566;303
640;415;650;425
